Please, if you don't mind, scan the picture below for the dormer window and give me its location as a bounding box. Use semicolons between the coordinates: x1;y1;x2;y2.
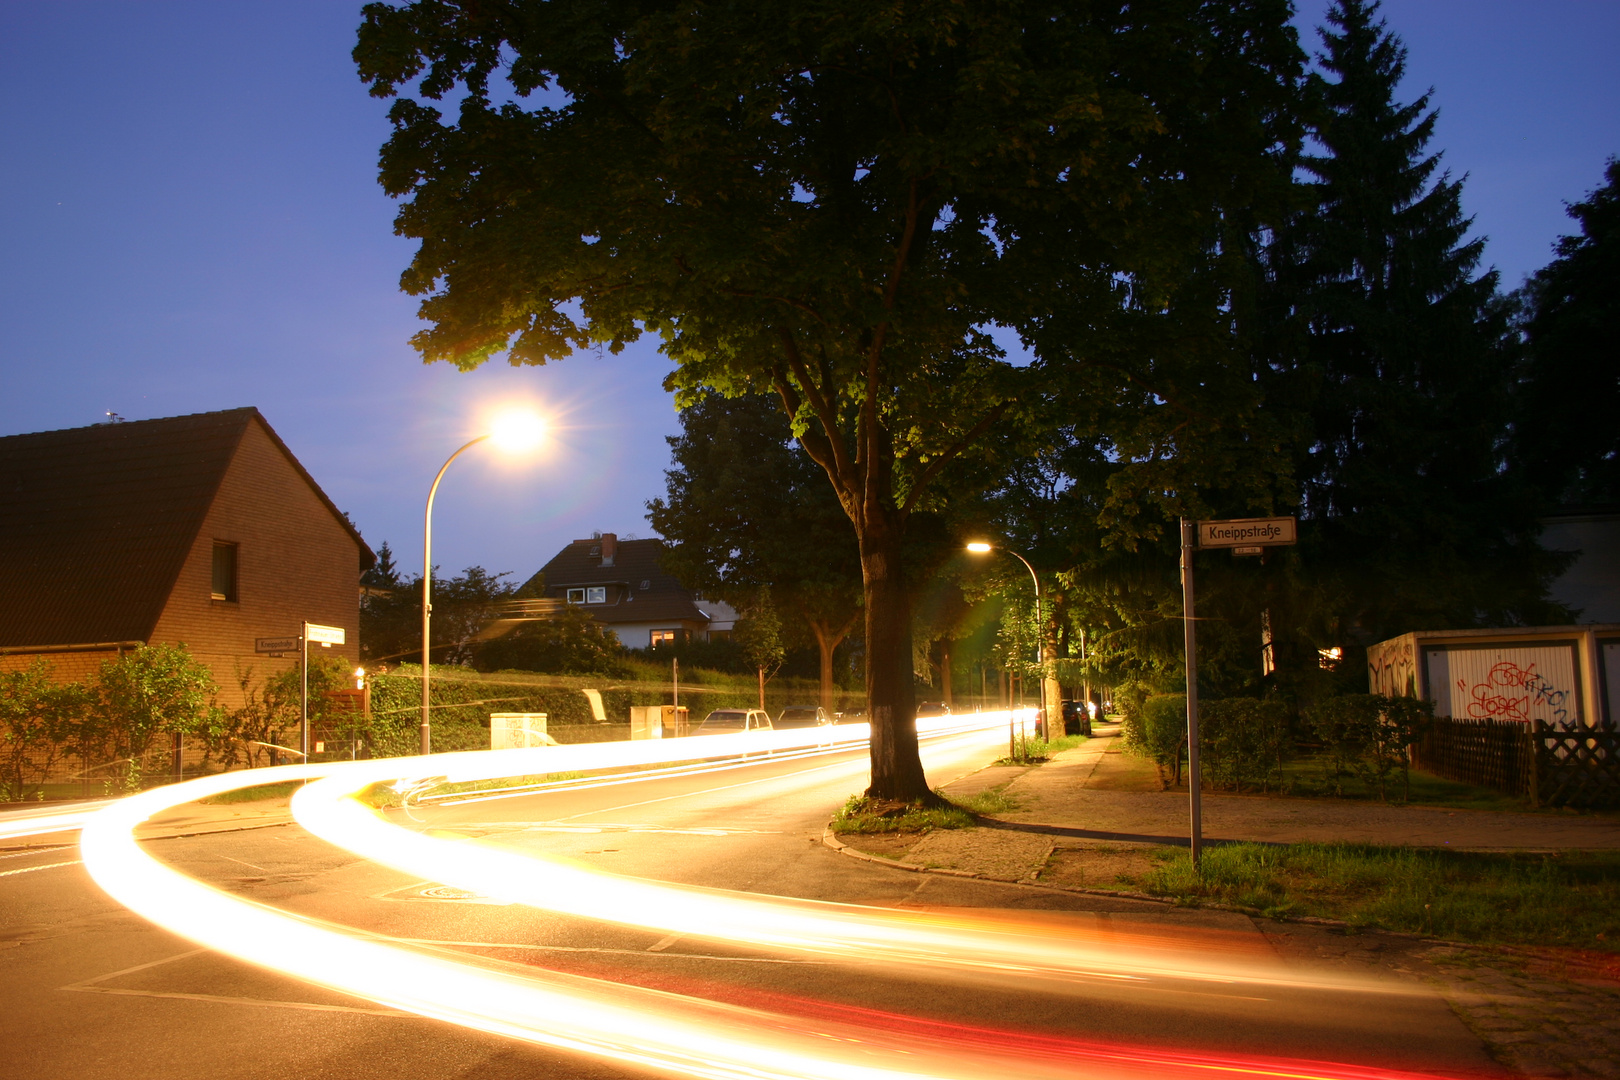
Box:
567;586;607;604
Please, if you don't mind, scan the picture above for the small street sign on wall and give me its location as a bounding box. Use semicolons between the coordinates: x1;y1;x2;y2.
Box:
255;637;300;655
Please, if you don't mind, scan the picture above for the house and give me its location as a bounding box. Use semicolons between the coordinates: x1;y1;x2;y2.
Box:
0;408;371;705
521;533;738;649
1541;505;1620;624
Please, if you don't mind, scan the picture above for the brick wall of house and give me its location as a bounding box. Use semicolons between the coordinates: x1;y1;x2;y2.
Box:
0;648;127;684
149;420;361;709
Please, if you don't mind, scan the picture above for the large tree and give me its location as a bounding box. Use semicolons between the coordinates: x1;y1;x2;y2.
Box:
647;393;862;711
1268;0;1568;662
1515;160;1620;508
356;0;1303;799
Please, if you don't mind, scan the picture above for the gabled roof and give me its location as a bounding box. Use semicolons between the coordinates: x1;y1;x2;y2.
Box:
0;408;369;649
524;537;709;625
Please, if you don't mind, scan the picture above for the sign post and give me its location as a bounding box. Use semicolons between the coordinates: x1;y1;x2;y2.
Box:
1182;516;1296;869
301;623;346;763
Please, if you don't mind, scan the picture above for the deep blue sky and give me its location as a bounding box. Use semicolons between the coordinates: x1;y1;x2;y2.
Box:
1;2;1615;585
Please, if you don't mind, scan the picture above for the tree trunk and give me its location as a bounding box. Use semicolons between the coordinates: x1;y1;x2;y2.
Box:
807;614;858;715
859;514;929;801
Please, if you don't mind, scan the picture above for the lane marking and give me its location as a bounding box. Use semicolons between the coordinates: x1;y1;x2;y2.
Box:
647;933;683;952
64;985;417;1017
1;844;74;860
0;859;81;879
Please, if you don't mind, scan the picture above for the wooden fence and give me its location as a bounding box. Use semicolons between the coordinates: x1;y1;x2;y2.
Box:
1412;717;1620;810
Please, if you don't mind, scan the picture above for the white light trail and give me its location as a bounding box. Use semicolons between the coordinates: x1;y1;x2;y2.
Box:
72;715;1462;1080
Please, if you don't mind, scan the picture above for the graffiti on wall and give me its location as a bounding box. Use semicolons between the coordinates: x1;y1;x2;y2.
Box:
1458;661;1572;726
1427;644;1579;727
1366;639;1415;697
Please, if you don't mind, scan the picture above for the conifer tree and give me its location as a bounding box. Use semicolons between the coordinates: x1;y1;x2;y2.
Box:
1515;161;1620;507
1276;0;1564;660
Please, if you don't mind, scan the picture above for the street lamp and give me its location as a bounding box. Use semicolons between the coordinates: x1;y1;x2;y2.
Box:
421;410;545;755
966;540;1049;741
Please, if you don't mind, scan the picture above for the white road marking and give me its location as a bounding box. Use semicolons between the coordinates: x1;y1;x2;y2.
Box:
0;859;80;878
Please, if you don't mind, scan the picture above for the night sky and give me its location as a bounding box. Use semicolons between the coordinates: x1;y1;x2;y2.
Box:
2;1;1615;585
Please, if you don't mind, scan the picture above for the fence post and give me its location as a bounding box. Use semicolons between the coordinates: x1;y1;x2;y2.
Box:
1525;717;1541;808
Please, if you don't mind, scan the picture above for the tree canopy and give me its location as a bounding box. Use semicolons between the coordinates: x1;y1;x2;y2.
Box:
357;0;1307;795
647;392;862;710
1515;159;1620;508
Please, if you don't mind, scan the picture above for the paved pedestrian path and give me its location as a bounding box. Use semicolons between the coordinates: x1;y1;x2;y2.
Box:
831;725;1620;1077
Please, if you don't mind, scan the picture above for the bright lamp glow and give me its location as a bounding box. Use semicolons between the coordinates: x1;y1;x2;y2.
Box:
965;542;993;554
489;410;546;453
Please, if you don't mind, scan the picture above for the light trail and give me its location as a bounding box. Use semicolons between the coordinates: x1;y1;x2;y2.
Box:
73;715;1464;1080
0;799;110;842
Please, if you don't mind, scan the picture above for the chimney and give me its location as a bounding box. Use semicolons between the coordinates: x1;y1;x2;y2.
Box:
600;532;617;567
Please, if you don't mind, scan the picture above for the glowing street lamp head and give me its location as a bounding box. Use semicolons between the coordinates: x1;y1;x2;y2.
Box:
965;541;993;554
489;410;546;454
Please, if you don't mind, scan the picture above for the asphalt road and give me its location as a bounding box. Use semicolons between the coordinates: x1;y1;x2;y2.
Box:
0;728;1502;1080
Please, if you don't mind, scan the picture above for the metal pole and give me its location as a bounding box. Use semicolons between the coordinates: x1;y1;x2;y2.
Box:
1181;518;1202;869
999;549;1044;740
422;436;489;756
301;622;310;764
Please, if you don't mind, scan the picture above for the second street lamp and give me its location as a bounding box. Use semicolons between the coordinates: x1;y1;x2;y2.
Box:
966;541;1050;742
421;411;545;755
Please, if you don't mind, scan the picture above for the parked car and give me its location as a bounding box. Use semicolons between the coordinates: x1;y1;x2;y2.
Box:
1061;699;1093;737
915;701;951;718
696;708;774;734
776;705;832;729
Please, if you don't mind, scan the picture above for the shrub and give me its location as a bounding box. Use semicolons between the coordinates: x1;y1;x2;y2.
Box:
1305;694;1433;801
1200;697;1289;792
1141;694;1187;775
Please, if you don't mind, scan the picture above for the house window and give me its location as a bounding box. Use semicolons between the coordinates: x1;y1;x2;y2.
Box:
586;586;606;604
567;588;585;603
211;541;238;602
650;630;679;647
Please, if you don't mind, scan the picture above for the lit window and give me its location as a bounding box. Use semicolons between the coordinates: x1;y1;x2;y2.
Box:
1318;646;1343;671
586;586;606;604
566;588;585;604
211;542;238;602
650;630;678;647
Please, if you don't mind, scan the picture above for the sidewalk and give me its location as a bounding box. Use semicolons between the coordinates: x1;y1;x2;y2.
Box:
829;725;1620;1078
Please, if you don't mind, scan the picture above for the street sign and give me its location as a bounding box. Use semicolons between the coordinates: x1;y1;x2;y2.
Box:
305;623;346;645
1196;516;1296;549
255;637;300;654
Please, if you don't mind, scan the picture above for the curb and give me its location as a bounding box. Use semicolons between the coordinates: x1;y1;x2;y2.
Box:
820;821;1408;933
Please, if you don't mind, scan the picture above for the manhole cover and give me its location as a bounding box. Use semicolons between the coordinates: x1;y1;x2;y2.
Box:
418;885;487;901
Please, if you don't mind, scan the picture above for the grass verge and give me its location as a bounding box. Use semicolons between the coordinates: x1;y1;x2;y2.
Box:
200;781;302;804
1120;842;1620;950
993;733;1088;766
831;785;1019;835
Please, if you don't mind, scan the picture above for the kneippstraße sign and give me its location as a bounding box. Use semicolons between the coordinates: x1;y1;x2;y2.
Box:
1196;516;1296;549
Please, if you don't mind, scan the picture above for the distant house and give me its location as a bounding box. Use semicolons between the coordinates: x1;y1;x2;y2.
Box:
1541;505;1620;624
0;408;371;705
522;533;738;649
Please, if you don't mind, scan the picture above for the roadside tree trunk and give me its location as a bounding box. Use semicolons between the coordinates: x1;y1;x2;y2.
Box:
858;513;929;801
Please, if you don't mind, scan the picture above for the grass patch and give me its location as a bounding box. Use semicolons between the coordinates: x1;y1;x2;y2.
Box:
994;733;1087;766
956;786;1019;815
200;781;302;804
1124;842;1620;949
1276;754;1533;810
832;793;975;834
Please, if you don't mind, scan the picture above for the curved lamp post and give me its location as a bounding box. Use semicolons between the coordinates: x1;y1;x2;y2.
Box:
421;412;545;755
966;541;1048;740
